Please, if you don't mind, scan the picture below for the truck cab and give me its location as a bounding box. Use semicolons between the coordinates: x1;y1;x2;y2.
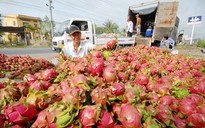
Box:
52;18;95;52
52;18;136;52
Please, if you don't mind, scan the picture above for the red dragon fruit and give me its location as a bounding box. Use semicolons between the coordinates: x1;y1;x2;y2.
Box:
90;51;103;58
23;74;38;86
187;113;205;127
113;125;125;128
189;94;203;106
62;87;86;108
71;60;88;75
32;102;76;128
40;69;58;81
135;73;149;85
0;85;21;108
103;66;117;83
26;90;58;110
119;103;142;127
179;97;197;117
112;103;122;119
106;39;117;49
48;83;63;97
0;114;4;127
157;104;174;126
90;58;104;76
123;84;140;104
0;82;5;89
97;110;115;128
130;60;141;70
146;80;157;92
10;124;25;128
117;72;129;82
170;98;179;112
172;114;186;128
159;95;173;105
200;104;205;114
91;87;109;107
31;108;48;128
70;74;90;91
4;102;38;124
78;105;101;127
29;80;52;91
110;82;125;96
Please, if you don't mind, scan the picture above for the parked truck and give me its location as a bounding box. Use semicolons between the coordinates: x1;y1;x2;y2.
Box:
128;1;179;46
52;18;135;52
52;1;179;51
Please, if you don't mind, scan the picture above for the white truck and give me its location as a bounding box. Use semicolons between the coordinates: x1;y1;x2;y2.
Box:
52;18;135;52
52;1;179;51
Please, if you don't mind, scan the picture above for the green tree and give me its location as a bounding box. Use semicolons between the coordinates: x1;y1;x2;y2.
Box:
0;14;3;37
24;24;38;31
40;16;55;37
95;26;107;34
0;14;2;26
103;20;119;33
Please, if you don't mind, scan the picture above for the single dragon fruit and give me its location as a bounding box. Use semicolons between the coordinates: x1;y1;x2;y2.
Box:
78;105;101;127
32;102;77;128
119;103;142;127
4;101;38;124
97;110;115;128
62;87;86;109
26;90;58;110
91;87;109;108
0;85;21;109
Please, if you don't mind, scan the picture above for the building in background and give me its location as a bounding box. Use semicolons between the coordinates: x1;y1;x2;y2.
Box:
3;14;41;43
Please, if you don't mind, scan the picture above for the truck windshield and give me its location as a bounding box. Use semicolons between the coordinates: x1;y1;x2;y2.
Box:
53;20;70;37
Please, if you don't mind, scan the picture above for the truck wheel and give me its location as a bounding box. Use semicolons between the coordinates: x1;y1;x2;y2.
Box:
56;49;61;53
51;47;56;51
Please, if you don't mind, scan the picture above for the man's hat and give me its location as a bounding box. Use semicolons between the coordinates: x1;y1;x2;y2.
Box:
67;25;81;34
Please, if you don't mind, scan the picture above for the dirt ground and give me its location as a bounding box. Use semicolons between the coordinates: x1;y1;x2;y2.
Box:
175;45;205;59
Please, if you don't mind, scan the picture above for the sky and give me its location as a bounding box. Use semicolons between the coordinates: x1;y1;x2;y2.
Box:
0;0;205;39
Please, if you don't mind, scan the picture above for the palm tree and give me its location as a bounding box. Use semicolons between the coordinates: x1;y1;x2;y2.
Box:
103;20;119;33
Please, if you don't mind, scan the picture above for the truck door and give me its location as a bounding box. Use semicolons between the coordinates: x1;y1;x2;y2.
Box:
154;2;179;41
70;20;93;43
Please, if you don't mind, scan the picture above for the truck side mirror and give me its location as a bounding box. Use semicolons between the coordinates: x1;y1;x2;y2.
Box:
65;27;69;34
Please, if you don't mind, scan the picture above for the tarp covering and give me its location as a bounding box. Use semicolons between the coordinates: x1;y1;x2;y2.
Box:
0;26;25;33
129;3;158;15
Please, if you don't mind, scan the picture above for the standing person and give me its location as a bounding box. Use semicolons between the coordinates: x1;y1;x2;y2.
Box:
160;35;169;49
126;16;133;37
61;25;115;59
135;13;141;36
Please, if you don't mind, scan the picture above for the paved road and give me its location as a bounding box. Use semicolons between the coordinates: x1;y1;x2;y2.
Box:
0;48;59;61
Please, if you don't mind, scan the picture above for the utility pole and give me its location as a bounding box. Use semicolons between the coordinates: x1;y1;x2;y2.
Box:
46;0;54;37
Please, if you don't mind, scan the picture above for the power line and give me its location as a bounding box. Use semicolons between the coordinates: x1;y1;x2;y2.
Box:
0;0;48;12
0;0;132;28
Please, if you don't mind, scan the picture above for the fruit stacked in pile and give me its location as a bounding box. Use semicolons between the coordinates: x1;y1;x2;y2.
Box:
0;45;204;127
0;54;54;79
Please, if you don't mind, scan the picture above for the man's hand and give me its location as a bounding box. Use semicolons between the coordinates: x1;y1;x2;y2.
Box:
93;39;117;51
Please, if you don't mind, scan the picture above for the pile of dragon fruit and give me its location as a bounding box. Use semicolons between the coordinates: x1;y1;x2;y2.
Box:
0;45;205;128
0;54;54;79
